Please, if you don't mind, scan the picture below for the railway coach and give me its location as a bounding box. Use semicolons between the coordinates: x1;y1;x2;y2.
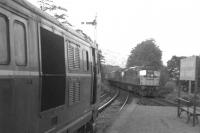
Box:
108;66;160;96
0;0;101;133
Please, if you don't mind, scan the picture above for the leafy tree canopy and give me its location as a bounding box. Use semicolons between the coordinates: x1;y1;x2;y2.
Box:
38;0;72;26
167;55;186;80
126;39;162;70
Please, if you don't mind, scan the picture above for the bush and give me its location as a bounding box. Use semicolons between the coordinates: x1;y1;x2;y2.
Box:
158;81;177;97
164;81;177;92
159;66;169;87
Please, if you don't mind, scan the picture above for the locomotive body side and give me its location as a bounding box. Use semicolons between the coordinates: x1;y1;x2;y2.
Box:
107;67;160;96
123;68;140;85
0;0;101;133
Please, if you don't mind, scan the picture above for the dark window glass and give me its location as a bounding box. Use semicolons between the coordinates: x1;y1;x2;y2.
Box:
14;21;27;66
40;28;66;111
86;51;89;70
0;14;9;64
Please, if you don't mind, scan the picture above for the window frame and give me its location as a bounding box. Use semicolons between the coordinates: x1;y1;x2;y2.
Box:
13;17;28;66
82;49;90;72
39;26;66;112
0;13;10;65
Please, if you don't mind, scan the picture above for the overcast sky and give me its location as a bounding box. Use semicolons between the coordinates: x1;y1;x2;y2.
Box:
28;0;200;67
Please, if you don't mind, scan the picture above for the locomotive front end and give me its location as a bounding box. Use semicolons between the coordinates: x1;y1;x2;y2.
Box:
139;69;160;96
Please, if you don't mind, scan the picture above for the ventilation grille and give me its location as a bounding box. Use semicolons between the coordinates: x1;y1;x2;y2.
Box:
74;47;80;69
68;79;80;106
67;43;80;70
68;44;74;69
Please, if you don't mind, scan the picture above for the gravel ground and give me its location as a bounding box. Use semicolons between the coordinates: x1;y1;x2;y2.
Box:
137;97;177;106
99;83;200;133
106;102;200;133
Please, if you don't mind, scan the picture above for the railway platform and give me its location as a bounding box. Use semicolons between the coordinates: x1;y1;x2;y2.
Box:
106;100;200;133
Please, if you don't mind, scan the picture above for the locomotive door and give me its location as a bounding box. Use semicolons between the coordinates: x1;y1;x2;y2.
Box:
40;27;66;111
12;14;33;133
91;47;97;104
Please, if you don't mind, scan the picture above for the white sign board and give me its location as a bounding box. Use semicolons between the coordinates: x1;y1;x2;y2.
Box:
139;70;146;76
180;56;197;81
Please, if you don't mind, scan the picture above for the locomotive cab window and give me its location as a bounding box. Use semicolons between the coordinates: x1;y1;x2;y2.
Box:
14;20;27;66
0;14;9;64
40;27;66;111
83;50;89;71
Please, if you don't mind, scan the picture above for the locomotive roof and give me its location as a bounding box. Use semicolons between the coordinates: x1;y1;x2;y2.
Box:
122;66;159;72
3;0;96;47
122;66;142;72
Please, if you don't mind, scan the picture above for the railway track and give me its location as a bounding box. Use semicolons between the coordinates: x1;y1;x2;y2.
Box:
138;97;177;106
98;89;119;113
96;88;130;133
120;93;130;111
98;88;130;113
149;98;177;106
100;93;107;99
108;83;177;107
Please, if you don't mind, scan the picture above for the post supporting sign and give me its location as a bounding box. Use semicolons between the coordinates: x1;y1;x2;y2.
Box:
178;56;199;126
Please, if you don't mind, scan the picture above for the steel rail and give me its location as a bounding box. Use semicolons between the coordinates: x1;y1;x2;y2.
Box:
119;92;130;111
98;89;119;113
100;93;107;98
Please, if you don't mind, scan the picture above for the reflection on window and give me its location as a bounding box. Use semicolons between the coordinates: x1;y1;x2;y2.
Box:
0;14;9;64
83;50;89;71
14;21;27;66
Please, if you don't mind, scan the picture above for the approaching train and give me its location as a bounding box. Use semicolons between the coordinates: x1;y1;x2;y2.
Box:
107;66;160;96
0;0;101;133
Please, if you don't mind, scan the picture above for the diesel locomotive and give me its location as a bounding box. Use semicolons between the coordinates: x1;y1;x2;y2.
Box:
0;0;101;133
108;66;160;96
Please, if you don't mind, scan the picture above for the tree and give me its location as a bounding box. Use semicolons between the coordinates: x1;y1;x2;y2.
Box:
167;55;186;80
98;50;106;79
159;66;169;86
98;50;105;65
126;39;162;70
38;0;72;26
